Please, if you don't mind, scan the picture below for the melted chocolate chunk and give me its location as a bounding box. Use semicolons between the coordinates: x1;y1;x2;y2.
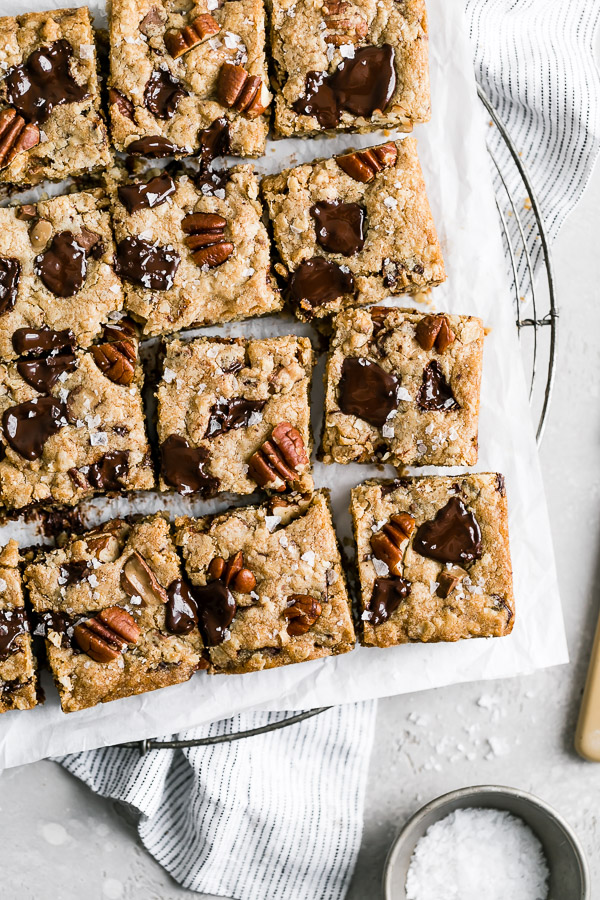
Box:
160;434;220;495
36;232;88;297
338;357;399;428
289;257;355;308
204;398;266;439
127;135;180;157
118;173;176;214
88;451;129;491
6;40;89;125
293;72;338;128
2;397;65;460
0;607;29;659
417;361;459;411
17;352;77;393
59;559;92;586
0;257;20;316
34;609;73;648
413;497;483;566
166;579;198;635
198;117;230;166
196;167;230;196
310;201;365;256
368;577;410;626
293;44;396;127
144;69;187;119
12;327;75;356
115;236;180;290
193;580;236;645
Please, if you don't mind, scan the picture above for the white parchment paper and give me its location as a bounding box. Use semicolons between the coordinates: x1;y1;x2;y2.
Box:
0;0;568;768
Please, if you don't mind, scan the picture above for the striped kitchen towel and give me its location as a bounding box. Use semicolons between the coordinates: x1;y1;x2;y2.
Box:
466;0;600;295
58;703;377;900
58;3;600;899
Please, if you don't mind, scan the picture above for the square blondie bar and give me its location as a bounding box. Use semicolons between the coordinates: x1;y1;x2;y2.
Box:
158;334;315;497
110;166;282;337
269;0;430;138
0;541;37;713
322;307;484;467
108;0;271;158
351;474;515;647
0;7;110;185
25;514;205;712
175;490;355;673
0;190;124;362
262;138;445;321
0;319;154;511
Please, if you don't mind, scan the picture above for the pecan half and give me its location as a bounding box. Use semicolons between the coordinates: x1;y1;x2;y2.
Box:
283;594;322;636
415;314;455;353
336;142;397;183
120;551;169;605
208;550;256;593
248;422;309;492
436;565;468;599
109;88;135;121
217;63;270;118
0;108;40;170
91;320;138;386
323;0;368;45
73;606;140;663
165;14;220;57
370;513;415;577
182;211;233;268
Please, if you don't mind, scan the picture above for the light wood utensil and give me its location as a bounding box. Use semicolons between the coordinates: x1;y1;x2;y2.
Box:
575;607;600;761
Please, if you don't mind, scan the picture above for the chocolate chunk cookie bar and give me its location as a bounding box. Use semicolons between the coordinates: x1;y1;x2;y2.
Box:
25;514;206;712
158;334;314;497
175;490;355;673
0;190;124;362
0;7;110;185
322;308;484;467
108;0;271;159
261;138;445;321
0;320;154;511
269;0;430;137
351;474;514;647
0;541;37;713
110;166;281;337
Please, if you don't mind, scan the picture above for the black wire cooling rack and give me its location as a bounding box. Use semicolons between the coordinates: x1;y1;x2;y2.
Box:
120;89;558;753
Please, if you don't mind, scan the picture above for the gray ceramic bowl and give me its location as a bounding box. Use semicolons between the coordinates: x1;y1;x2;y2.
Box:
383;785;589;900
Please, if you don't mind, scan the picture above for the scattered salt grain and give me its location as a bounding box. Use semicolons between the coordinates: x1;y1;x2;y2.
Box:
373;557;390;577
0;578;6;593
405;808;549;900
163;367;177;383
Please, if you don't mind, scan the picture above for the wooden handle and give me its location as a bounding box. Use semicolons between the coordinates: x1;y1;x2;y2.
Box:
575;607;600;761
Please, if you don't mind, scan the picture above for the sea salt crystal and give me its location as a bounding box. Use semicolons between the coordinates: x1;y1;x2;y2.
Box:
384;196;398;209
372;558;389;577
265;515;281;532
405;808;549;900
301;550;315;566
339;44;355;58
382;423;395;438
0;578;6;593
163;367;177;383
90;432;108;446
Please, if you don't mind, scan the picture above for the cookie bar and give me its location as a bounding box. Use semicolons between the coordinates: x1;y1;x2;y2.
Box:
351;474;514;647
108;0;270;159
0;7;110;185
261;138;445;322
25;514;206;712
0;541;37;713
269;0;430;137
0;189;124;362
110;166;281;337
158;334;315;497
322;308;484;467
175;490;355;673
0;319;154;511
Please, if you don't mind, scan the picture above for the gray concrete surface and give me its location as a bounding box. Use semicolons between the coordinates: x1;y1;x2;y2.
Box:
1;129;600;900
